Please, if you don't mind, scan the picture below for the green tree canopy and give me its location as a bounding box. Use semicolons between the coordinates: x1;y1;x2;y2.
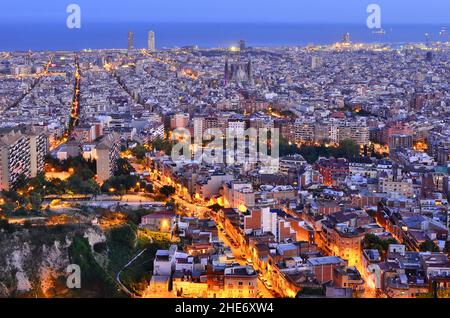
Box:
279;138;361;163
364;234;398;255
131;144;147;160
419;240;440;253
109;225;137;250
159;185;176;198
150;138;174;156
115;158;136;176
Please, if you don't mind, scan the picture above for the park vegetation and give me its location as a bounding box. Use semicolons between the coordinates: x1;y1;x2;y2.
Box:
279;137;362;163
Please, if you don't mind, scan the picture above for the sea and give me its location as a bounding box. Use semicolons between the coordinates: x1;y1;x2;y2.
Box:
0;23;448;52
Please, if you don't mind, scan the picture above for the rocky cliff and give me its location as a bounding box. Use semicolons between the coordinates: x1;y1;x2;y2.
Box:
0;225;106;298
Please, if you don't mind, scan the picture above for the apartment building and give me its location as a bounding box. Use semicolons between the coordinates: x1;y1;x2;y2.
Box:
195;172;234;201
338;123;369;146
379;177;415;197
0;126;48;190
241;207;297;242
294;120;315;144
223;266;258;298
95;133;120;184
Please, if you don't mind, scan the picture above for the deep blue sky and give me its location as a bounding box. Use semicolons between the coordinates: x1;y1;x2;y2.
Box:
0;0;449;24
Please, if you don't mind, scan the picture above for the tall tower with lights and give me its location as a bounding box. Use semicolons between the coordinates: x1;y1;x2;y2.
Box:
148;31;156;52
343;32;351;44
239;40;246;52
128;31;134;51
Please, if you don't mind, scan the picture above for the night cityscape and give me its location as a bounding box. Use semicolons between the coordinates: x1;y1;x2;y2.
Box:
0;0;449;308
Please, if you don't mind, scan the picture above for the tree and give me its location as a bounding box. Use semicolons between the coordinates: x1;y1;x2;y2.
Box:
335;139;360;160
68;234;119;297
296;287;325;297
279;137;361;164
83;179;101;195
65;175;100;195
0;219;19;233
145;183;154;193
93;241;108;253
420;240;440;252
209;203;223;213
150;138;174;156
23;220;33;229
46;178;66;195
77;167;95;181
49;155;96;175
101;175;139;194
1;190;20;202
14;174;28;190
28;173;47;191
131;144;147;160
364;234;398;255
109;225;137;250
115;158;135;176
29;192;43;211
159;185;176;198
279;137;300;157
0;201;15;215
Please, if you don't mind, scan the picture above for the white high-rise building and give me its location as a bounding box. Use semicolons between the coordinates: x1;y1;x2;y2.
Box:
128;31;134;51
0;126;48;191
148;31;156;52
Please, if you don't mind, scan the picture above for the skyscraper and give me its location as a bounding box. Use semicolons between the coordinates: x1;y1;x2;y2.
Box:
425;33;431;48
224;57;229;84
148;31;156;52
239;40;246;52
128;31;134;51
343;32;351;44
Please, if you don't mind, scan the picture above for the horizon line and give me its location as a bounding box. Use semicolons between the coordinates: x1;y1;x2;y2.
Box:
0;21;449;25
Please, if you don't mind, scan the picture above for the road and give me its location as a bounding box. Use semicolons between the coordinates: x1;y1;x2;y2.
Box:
216;227;274;298
47;194;165;209
116;248;148;298
7;217;47;224
149;170;274;298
